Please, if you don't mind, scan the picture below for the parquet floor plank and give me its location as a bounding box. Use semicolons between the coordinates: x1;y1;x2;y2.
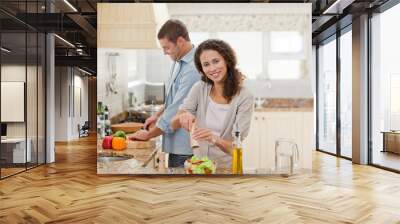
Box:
0;136;399;223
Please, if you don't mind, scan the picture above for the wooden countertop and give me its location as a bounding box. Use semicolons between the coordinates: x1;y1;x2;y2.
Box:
97;138;231;174
97;138;158;174
254;107;313;112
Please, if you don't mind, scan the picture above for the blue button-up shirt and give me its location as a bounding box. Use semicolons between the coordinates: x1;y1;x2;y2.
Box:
156;46;201;155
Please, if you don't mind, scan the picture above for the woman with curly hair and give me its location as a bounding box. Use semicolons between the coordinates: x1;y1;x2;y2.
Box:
171;39;254;168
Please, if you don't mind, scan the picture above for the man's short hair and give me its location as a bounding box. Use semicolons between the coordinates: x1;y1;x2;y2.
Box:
157;19;190;43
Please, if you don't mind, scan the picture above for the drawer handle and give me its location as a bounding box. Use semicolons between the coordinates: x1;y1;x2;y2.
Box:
255;117;258;120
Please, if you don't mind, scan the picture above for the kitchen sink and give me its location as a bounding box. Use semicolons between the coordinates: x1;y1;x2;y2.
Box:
97;156;132;163
97;153;133;163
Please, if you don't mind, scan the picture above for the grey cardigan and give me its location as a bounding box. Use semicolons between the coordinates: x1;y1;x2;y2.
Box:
179;81;254;141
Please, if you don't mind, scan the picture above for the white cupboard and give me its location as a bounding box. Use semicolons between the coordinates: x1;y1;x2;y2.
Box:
242;111;314;174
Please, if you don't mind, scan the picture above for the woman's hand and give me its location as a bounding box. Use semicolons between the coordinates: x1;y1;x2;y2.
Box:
193;127;233;155
179;112;196;132
192;128;216;144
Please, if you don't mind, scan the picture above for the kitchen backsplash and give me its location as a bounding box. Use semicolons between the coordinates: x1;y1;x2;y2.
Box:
260;98;313;108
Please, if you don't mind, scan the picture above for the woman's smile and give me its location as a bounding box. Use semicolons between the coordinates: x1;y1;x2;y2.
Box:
209;71;222;79
200;49;228;84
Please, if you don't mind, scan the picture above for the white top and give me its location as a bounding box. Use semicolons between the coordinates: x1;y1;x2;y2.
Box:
195;97;231;168
206;97;230;136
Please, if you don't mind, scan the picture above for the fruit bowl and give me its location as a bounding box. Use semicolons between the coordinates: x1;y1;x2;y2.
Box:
184;156;216;174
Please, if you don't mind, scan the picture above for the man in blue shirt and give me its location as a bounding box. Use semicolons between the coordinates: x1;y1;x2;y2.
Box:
131;19;201;167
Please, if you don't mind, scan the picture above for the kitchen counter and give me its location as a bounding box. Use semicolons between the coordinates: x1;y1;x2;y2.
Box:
254;98;313;112
97;137;159;174
97;138;306;175
254;107;313;112
97;138;232;174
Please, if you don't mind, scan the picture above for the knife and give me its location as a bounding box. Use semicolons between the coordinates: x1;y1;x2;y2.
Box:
142;148;158;167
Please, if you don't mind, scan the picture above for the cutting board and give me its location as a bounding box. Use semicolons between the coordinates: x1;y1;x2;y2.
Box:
127;139;156;149
111;122;143;134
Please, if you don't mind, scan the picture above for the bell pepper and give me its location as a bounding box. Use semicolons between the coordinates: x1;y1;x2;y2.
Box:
102;136;113;149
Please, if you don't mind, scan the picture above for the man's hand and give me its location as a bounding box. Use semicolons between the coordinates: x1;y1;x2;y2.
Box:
178;112;196;132
129;130;150;141
143;115;158;130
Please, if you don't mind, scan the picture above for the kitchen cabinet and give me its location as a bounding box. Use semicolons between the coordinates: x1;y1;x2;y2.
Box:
97;4;161;49
242;111;314;174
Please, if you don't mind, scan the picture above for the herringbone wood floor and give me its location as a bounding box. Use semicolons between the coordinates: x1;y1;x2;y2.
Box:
1;136;400;224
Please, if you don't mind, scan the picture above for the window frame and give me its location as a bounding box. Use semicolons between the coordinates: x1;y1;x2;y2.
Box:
315;25;353;161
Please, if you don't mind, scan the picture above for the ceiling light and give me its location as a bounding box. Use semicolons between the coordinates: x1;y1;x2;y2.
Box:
323;0;342;14
78;67;92;76
76;48;86;56
63;0;78;12
322;0;354;15
1;47;11;53
54;34;75;48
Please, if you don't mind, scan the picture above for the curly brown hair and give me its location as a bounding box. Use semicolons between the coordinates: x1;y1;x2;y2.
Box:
194;39;242;103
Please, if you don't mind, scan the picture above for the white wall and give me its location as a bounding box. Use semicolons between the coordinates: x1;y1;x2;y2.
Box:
97;3;313;117
1;65;29;137
168;3;313;99
1;64;46;163
54;67;89;141
1;65;25;137
98;47;313;101
145;49;172;83
143;46;314;99
98;48;155;118
55;67;68;141
71;74;89;138
245;79;313;98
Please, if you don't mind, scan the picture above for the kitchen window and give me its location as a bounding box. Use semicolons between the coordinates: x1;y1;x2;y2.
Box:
268;60;301;80
270;31;303;53
189;31;305;80
371;2;400;171
268;31;305;80
217;32;263;79
190;32;210;47
317;37;337;155
339;29;352;158
390;74;400;130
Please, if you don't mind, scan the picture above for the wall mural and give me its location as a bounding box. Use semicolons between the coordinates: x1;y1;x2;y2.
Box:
97;3;313;175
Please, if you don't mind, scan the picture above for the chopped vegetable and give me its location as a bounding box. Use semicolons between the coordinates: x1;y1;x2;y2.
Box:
185;156;216;174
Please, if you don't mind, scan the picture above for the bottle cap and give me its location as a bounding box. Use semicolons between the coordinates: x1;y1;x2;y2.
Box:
234;122;240;138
